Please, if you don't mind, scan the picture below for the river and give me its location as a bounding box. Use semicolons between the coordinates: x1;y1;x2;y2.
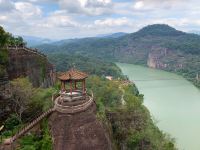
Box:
117;63;200;150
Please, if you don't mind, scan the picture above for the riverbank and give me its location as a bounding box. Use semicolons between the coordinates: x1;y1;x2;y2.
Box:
117;62;200;150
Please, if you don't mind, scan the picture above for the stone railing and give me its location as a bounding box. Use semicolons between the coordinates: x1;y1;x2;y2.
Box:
59;89;86;102
54;93;94;114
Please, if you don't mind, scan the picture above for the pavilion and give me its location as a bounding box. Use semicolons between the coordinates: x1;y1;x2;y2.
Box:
53;68;93;114
58;68;88;95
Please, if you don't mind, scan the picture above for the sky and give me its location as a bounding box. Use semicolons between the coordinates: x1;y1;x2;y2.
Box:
1;0;200;39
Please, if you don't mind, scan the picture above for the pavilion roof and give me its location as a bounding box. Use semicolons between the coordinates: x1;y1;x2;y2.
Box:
58;68;88;81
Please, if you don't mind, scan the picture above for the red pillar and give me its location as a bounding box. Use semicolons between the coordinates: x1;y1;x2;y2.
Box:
82;80;84;94
82;79;86;94
74;81;77;90
70;80;72;95
61;81;64;91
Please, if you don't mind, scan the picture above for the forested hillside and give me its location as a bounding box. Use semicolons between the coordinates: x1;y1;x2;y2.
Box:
48;53;124;79
36;24;200;88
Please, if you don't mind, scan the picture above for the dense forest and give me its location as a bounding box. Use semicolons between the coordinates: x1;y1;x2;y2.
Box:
48;53;124;79
36;24;200;89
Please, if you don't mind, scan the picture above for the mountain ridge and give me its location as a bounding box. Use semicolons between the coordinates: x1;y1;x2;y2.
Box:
36;24;200;88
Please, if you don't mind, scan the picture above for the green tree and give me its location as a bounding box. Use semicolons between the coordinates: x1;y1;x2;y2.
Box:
4;114;21;130
11;78;34;121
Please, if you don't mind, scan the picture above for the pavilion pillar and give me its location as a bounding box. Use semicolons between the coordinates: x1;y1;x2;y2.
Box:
74;81;77;90
70;80;72;95
82;81;84;94
61;81;64;91
82;79;86;94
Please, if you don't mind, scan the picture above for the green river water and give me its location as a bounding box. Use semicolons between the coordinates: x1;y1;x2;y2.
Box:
117;63;200;150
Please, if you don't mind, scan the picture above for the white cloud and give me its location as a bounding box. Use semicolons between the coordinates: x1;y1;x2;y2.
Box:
0;16;7;21
14;2;42;19
94;17;131;27
37;11;79;28
1;0;200;39
58;0;113;15
134;1;144;10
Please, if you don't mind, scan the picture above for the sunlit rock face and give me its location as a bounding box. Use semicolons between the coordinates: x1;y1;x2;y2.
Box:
147;47;185;71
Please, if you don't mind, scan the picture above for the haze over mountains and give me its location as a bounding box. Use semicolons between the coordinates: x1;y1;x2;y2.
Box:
34;24;200;88
23;32;128;47
35;24;200;57
21;35;56;47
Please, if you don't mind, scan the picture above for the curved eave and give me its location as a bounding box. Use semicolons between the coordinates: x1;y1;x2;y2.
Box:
58;76;88;81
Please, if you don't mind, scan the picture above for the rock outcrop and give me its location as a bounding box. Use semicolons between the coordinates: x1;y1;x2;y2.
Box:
147;47;168;69
0;46;56;122
0;75;11;100
147;46;184;71
0;75;12;121
7;46;56;87
49;102;112;150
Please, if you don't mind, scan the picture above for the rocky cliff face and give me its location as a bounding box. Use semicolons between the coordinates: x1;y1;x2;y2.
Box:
0;46;56;122
147;46;184;70
49;103;112;150
0;75;13;121
147;47;169;69
0;75;11;100
7;46;56;87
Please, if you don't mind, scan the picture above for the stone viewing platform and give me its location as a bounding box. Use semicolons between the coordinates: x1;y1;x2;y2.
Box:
53;90;94;114
53;68;94;114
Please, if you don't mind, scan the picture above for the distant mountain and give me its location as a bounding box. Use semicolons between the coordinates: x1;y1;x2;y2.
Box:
97;32;128;38
50;38;87;46
44;32;127;46
36;24;200;88
36;24;197;57
22;35;56;47
133;24;184;36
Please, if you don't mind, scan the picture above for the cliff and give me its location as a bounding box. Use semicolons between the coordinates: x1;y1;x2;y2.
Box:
0;46;56;121
147;47;167;69
49;102;112;150
7;46;56;87
147;46;187;71
0;75;13;121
